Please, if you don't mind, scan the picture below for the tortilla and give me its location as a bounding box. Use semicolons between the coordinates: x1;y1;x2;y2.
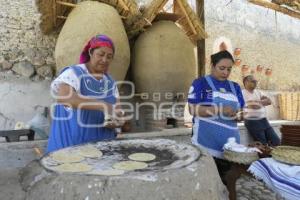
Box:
128;153;156;162
51;151;85;163
54;163;92;173
77;146;103;158
88;169;125;176
112;161;148;171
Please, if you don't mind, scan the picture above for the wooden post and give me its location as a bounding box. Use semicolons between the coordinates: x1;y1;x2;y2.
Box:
196;0;206;77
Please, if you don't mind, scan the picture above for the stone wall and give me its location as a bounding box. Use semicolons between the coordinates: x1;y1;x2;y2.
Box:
204;0;300;91
0;0;56;130
0;0;57;80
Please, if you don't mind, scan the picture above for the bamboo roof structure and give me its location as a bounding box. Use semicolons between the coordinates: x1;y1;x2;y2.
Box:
36;0;207;43
36;0;141;34
249;0;300;20
128;0;207;43
173;0;207;43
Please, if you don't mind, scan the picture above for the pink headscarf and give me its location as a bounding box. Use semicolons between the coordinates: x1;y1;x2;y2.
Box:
79;34;115;64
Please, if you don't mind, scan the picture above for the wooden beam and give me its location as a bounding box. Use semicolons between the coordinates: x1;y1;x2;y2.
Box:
196;0;206;77
249;0;300;20
176;0;197;34
56;0;77;8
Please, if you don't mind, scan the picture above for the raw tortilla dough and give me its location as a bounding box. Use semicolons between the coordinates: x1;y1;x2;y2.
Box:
88;169;125;176
51;151;85;163
113;161;148;171
54;163;92;173
128;153;156;162
77;146;103;158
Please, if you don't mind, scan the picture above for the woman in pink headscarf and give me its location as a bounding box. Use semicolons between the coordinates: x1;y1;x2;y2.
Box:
47;34;123;152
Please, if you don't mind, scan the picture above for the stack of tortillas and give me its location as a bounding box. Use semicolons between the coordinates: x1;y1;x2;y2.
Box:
50;146;103;173
51;150;92;173
47;148;156;175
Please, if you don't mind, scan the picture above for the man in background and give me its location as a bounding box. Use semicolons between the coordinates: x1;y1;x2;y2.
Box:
242;75;280;146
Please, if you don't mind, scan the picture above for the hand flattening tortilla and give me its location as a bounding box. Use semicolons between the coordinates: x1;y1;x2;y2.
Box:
54;163;92;173
88;169;125;176
51;151;85;163
77;146;103;158
128;153;156;162
112;161;148;171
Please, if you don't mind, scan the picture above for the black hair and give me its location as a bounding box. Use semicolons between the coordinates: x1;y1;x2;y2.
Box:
210;50;234;66
243;75;253;85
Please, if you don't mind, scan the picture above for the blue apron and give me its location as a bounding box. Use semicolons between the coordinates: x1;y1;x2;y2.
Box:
47;66;117;153
192;75;241;158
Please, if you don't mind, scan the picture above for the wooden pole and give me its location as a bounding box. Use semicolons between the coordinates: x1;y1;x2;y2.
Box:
196;0;206;77
249;0;300;20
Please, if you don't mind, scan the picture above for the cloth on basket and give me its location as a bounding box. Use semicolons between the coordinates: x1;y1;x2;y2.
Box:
223;137;260;153
248;158;300;200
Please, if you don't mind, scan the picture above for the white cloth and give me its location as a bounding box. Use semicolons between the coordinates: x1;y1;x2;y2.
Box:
51;64;119;98
223;137;259;153
242;89;267;119
248;158;300;200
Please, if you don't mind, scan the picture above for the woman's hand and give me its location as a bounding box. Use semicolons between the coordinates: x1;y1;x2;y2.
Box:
221;106;237;117
235;110;244;121
103;119;123;129
114;109;125;118
104;108;125;129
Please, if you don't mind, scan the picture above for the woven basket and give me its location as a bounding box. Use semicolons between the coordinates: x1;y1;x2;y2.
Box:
224;149;259;165
271;145;300;165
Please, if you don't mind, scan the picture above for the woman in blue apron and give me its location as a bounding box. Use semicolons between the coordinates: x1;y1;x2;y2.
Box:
47;35;123;153
188;50;245;159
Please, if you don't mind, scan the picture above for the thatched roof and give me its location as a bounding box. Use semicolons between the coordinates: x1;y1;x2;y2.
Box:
173;0;207;43
126;0;208;42
249;0;300;20
36;0;207;43
36;0;75;34
272;0;300;11
36;0;142;34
